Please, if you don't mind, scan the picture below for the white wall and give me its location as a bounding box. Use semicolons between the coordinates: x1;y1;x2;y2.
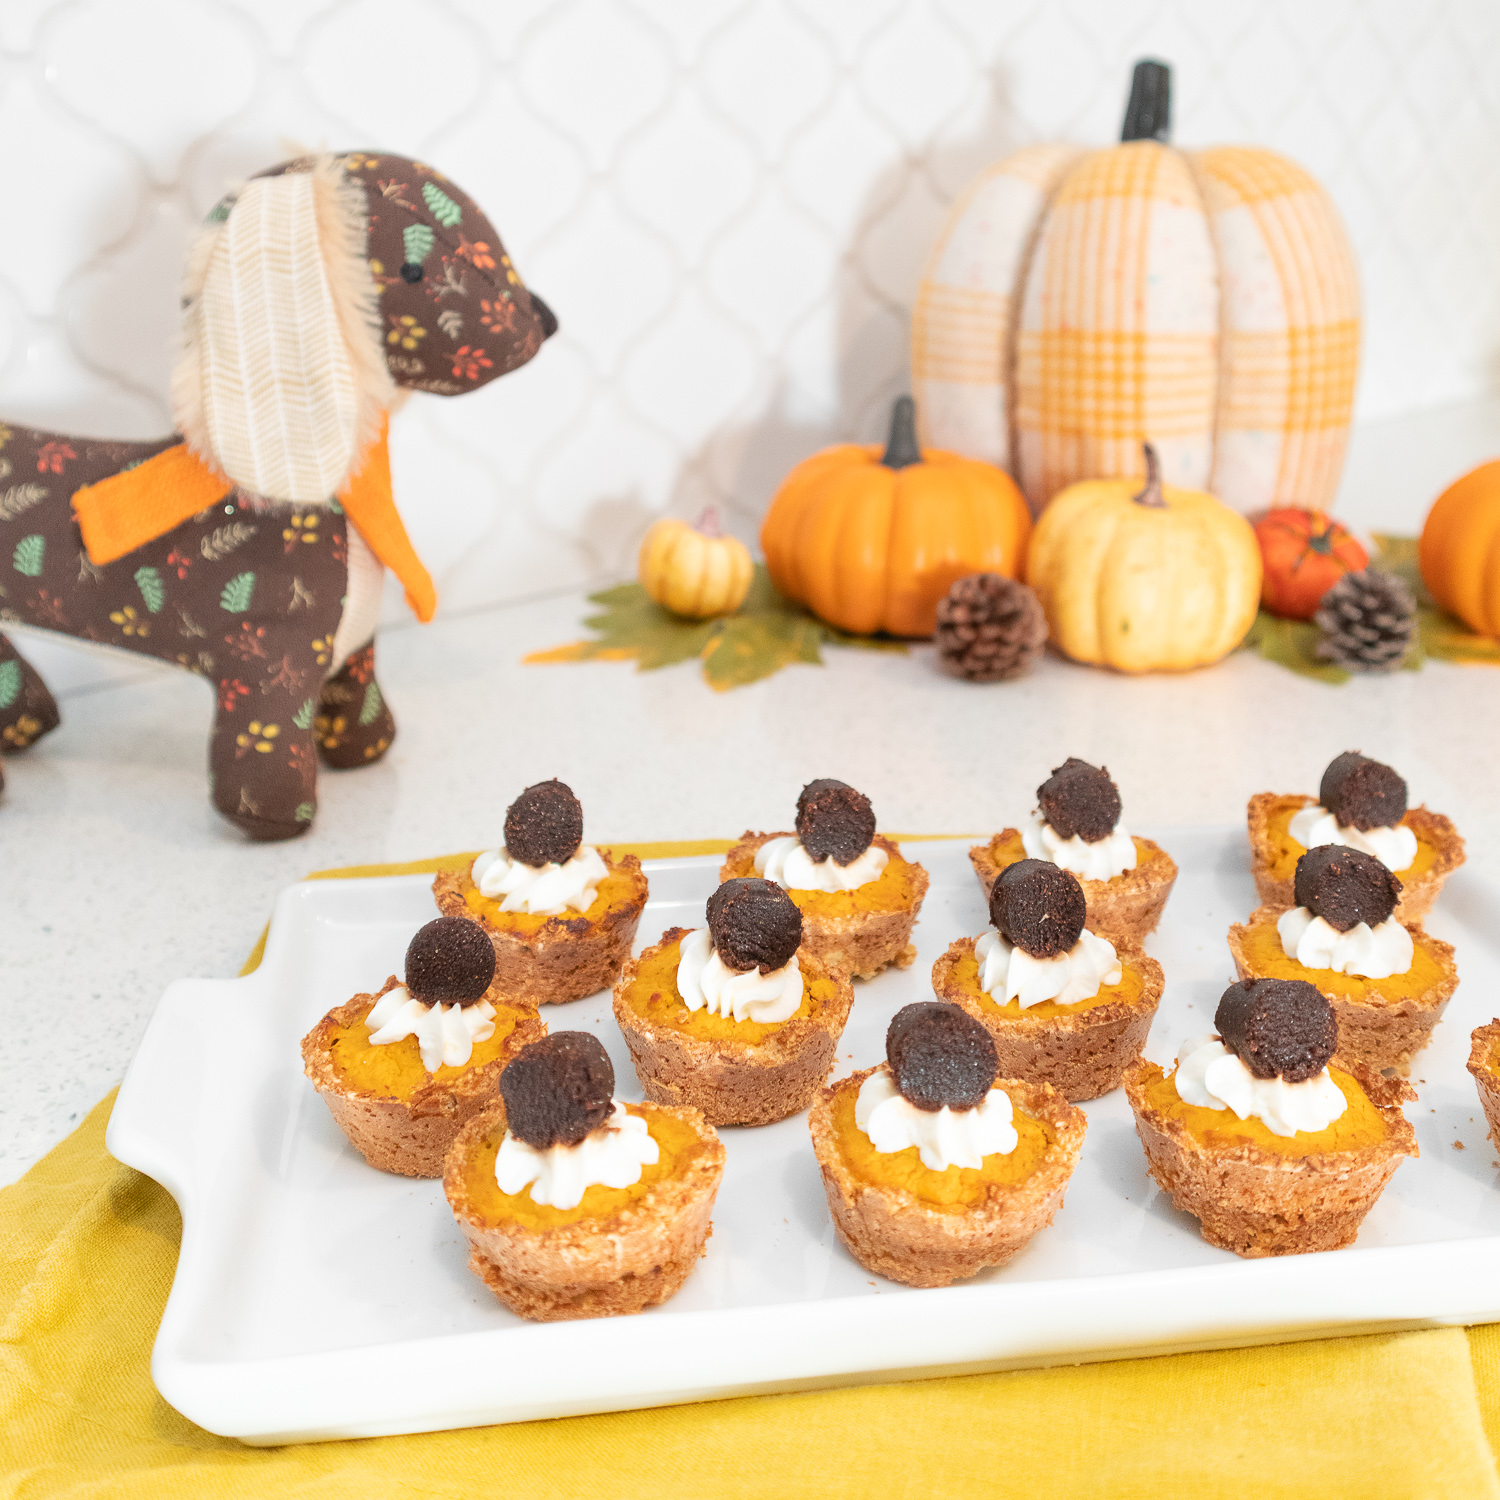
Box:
3;0;1499;624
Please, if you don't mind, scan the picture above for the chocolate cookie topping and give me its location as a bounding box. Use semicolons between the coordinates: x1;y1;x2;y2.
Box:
404;916;496;1005
705;877;803;973
1293;845;1402;933
1319;751;1407;831
795;778;876;865
886;1002;999;1112
1036;757;1122;843
989;859;1087;959
504;779;584;868
1215;978;1337;1083
498;1032;615;1149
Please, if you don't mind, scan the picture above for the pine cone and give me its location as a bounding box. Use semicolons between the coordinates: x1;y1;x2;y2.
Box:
1314;568;1416;673
934;573;1047;682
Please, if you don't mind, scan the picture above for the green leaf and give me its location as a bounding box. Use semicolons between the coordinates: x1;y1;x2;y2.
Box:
1241;610;1350;685
12;534;43;577
293;697;316;730
1417;604;1500;665
220;572;256;613
702;612;826;691
134;564;165;614
403;223;434;266
358;681;384;726
0;657;20;711
1370;534;1429;602
421;181;462;227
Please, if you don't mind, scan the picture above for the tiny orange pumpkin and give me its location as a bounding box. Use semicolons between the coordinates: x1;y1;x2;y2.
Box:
1254;508;1368;620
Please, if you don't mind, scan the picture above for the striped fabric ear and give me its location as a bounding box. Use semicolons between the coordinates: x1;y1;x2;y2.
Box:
172;168;384;505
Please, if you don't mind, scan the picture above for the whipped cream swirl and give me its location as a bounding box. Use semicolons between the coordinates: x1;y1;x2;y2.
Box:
365;984;496;1073
1022;812;1137;881
1277;906;1413;979
675;926;803;1024
1173;1034;1346;1138
495;1101;659;1210
855;1069;1017;1171
1289;804;1417;873
974;927;1121;1009
471;844;608;915
754;835;888;893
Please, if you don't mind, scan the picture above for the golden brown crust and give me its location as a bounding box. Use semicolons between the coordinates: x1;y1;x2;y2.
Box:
931;937;1164;1102
432;847;649;1004
1123;1058;1417;1258
808;1065;1086;1288
718;832;928;980
300;977;546;1178
612;928;856;1126
443;1097;725;1321
1467;1022;1500;1149
968;831;1177;947
1227;903;1459;1076
1247;793;1465;924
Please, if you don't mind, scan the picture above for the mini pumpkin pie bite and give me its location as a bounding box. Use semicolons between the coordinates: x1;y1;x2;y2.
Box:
1125;978;1417;1258
809;1001;1086;1287
443;1031;725;1321
1227;845;1458;1076
720;779;929;980
301;917;546;1178
1465;1022;1500;1148
613;877;855;1126
1247;750;1464;924
970;758;1177;947
932;859;1164;1101
433;779;649;1004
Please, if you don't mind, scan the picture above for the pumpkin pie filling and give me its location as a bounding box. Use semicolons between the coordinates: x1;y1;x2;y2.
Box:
984;827;1162;885
1260;797;1437;886
325;996;536;1102
453;1103;710;1232
619;933;838;1046
829;1077;1056;1211
458;853;641;936
720;842;921;918
1236;911;1446;1005
945;942;1144;1019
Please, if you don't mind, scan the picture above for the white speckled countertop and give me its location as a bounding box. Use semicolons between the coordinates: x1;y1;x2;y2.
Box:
3;397;1499;1186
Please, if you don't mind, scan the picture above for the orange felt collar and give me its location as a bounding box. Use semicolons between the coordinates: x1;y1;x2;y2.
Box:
71;419;435;622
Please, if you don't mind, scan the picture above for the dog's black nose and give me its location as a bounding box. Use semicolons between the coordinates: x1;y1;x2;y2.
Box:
528;291;559;340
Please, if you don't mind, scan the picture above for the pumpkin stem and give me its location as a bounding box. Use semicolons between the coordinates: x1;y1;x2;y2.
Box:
1121;59;1171;143
694;504;723;538
881;396;922;470
1133;443;1167;508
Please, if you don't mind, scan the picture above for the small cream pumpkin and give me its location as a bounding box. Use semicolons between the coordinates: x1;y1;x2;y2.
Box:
639;507;753;619
1026;445;1261;673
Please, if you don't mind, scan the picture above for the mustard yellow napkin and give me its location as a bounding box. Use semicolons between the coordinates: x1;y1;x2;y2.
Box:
4;848;1500;1499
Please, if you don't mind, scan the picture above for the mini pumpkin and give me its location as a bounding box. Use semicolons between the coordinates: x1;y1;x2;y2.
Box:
638;507;753;619
1255;508;1368;620
1420;460;1500;637
1026;443;1261;673
760;396;1031;637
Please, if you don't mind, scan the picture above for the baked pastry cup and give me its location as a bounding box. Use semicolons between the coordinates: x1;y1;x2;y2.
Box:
613;925;855;1126
443;1094;725;1321
719;831;928;979
1247;792;1463;925
433;845;648;1004
301;974;546;1178
809;1063;1085;1287
1227;903;1458;1075
931;935;1163;1101
1467;1022;1500;1148
1125;1056;1416;1257
969;828;1177;947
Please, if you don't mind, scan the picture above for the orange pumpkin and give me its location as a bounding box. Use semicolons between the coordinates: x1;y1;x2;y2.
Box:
760;397;1031;637
1420;460;1500;636
1254;508;1368;620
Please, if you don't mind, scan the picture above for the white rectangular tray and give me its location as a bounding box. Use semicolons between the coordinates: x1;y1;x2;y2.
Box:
106;831;1500;1444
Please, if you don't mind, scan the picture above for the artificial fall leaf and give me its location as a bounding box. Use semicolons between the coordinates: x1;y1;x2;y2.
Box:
1242;611;1350;685
525;563;906;691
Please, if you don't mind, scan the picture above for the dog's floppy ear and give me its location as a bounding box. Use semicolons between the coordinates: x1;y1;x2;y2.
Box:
172;156;394;505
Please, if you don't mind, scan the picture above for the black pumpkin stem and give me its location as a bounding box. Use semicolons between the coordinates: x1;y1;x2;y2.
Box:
1121;59;1171;143
1133;443;1166;508
881;396;922;470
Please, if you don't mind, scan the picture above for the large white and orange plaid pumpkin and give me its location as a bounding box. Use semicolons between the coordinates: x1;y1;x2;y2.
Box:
911;61;1360;517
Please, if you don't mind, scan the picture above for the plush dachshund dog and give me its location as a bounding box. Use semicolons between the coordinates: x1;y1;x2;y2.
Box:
0;151;554;839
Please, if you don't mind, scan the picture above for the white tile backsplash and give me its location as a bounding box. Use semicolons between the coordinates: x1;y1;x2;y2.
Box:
3;0;1499;625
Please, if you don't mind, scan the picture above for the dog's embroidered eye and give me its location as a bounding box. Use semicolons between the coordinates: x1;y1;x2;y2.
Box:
399;262;423;284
